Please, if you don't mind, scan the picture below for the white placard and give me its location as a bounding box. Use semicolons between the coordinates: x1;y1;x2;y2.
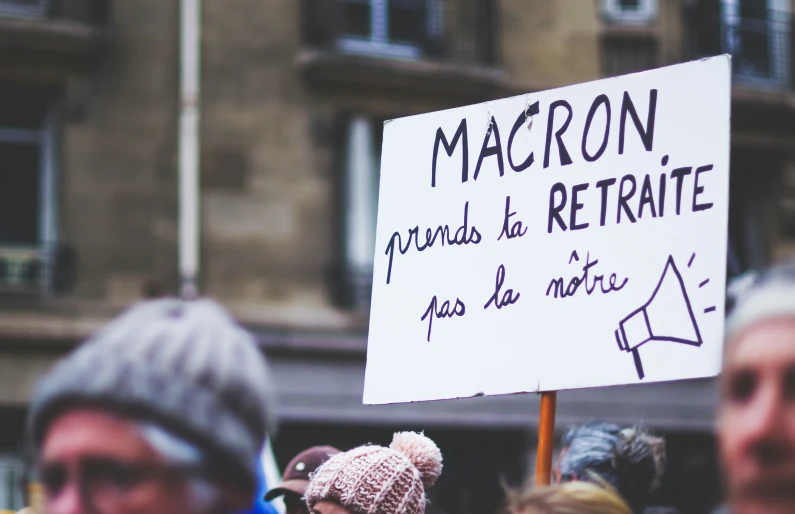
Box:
364;56;731;405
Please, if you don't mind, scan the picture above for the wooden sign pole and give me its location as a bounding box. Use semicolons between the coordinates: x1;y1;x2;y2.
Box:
535;391;557;485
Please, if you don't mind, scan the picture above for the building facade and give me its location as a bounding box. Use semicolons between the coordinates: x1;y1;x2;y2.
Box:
0;0;793;512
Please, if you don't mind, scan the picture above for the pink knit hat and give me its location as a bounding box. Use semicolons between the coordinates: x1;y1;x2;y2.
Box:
304;432;443;514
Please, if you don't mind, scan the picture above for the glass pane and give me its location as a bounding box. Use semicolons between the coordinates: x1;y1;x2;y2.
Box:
620;0;641;8
0;84;52;129
0;141;40;245
340;0;372;38
388;0;426;44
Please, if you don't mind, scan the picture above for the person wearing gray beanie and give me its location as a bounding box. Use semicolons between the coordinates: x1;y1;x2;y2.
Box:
718;262;795;514
29;298;276;514
556;422;675;514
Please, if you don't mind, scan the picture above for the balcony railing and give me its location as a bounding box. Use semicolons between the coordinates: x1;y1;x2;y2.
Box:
688;11;793;90
302;0;497;66
0;243;74;295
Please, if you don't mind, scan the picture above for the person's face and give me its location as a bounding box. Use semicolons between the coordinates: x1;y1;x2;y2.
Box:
718;319;795;514
283;492;309;514
40;409;221;514
310;500;352;514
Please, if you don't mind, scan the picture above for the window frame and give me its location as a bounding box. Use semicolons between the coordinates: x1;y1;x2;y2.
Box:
601;0;658;25
336;0;441;60
0;107;59;294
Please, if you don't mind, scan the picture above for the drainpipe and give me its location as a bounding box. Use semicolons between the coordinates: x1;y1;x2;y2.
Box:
344;115;377;308
179;0;200;298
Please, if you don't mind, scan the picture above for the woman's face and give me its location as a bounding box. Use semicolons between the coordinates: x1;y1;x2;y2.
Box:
310;500;353;514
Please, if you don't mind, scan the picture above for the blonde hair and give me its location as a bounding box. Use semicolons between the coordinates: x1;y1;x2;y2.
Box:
505;481;632;514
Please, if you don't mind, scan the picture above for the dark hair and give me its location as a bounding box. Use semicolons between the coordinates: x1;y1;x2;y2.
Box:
558;423;665;513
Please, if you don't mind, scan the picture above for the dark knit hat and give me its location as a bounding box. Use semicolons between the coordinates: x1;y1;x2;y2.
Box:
29;298;276;491
559;422;665;513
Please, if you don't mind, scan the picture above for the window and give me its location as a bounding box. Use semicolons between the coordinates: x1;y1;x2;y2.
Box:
337;0;443;59
727;150;779;275
0;0;49;18
602;0;658;25
338;114;381;309
721;0;790;87
0;84;59;293
303;0;495;66
602;36;658;76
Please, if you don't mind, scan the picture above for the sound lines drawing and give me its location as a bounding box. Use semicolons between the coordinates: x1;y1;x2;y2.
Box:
614;253;715;379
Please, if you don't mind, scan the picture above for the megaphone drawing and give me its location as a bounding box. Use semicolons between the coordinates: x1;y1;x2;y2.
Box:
615;255;703;379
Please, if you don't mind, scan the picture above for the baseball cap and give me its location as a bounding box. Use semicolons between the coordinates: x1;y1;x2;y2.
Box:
264;446;339;501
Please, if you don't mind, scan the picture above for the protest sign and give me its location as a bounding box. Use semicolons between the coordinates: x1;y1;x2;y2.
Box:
364;56;731;405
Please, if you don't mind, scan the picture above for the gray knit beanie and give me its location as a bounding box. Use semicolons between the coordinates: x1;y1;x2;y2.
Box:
559;422;666;513
726;261;795;342
29;298;276;491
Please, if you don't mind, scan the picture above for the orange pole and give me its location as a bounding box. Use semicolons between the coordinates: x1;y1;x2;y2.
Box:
535;391;558;485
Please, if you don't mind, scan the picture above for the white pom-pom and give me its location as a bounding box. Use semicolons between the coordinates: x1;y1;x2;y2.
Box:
390;431;443;488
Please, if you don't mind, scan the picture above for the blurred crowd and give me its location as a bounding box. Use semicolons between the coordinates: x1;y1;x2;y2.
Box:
6;258;795;514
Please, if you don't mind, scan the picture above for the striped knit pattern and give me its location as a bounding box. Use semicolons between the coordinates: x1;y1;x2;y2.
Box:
29;298;276;492
305;432;442;514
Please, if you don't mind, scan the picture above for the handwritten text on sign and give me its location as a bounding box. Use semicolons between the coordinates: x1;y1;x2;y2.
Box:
364;57;731;405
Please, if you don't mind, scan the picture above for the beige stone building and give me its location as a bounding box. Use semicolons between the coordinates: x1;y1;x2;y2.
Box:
0;0;793;511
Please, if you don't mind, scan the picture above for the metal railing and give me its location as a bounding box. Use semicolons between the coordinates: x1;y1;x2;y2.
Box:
688;12;793;89
302;0;497;66
0;247;44;291
724;15;790;87
0;243;74;295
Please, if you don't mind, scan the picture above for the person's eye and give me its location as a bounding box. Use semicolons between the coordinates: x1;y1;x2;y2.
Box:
40;464;67;496
727;369;757;403
89;461;146;490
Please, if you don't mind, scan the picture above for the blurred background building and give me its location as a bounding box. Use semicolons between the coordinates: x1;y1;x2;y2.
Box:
0;0;793;512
